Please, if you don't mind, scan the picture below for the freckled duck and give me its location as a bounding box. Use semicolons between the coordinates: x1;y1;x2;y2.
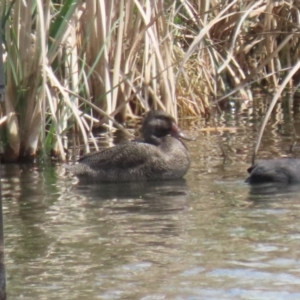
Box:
246;158;300;184
65;110;195;182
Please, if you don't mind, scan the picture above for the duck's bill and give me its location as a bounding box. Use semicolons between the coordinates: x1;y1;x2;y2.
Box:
176;131;196;141
171;123;196;141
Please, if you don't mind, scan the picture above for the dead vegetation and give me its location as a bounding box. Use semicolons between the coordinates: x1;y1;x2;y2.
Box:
0;0;299;161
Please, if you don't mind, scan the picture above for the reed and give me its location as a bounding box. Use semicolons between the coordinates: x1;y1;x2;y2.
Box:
0;0;299;161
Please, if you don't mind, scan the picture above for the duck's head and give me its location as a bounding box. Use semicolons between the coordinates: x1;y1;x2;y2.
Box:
142;110;195;145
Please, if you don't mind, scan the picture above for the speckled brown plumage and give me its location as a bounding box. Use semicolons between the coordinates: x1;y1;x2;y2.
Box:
65;110;195;182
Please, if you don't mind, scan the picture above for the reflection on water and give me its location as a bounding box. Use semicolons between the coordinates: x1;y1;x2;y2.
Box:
3;104;300;299
74;178;188;201
249;183;300;197
0;176;5;300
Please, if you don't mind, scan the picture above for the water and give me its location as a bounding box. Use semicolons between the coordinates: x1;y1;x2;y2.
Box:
3;103;300;299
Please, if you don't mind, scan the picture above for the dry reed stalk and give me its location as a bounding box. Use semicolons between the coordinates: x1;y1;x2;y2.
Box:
175;0;300;115
253;60;300;164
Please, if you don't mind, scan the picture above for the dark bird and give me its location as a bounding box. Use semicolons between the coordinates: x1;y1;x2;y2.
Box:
65;110;195;182
246;158;300;184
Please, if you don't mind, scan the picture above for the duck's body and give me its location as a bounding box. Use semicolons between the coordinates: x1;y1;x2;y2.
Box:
66;110;194;182
246;158;300;184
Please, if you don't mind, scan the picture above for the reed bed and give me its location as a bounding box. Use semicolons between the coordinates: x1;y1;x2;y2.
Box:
0;0;299;161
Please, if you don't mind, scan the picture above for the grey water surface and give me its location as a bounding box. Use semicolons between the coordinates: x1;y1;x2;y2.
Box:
3;103;300;299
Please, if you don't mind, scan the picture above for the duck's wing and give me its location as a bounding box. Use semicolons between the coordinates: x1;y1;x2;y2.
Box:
78;142;161;170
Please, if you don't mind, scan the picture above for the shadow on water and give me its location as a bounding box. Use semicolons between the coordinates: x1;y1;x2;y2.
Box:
74;178;188;198
71;178;190;215
248;183;300;201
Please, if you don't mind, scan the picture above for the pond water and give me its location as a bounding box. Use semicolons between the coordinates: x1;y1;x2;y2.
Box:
3;100;300;299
